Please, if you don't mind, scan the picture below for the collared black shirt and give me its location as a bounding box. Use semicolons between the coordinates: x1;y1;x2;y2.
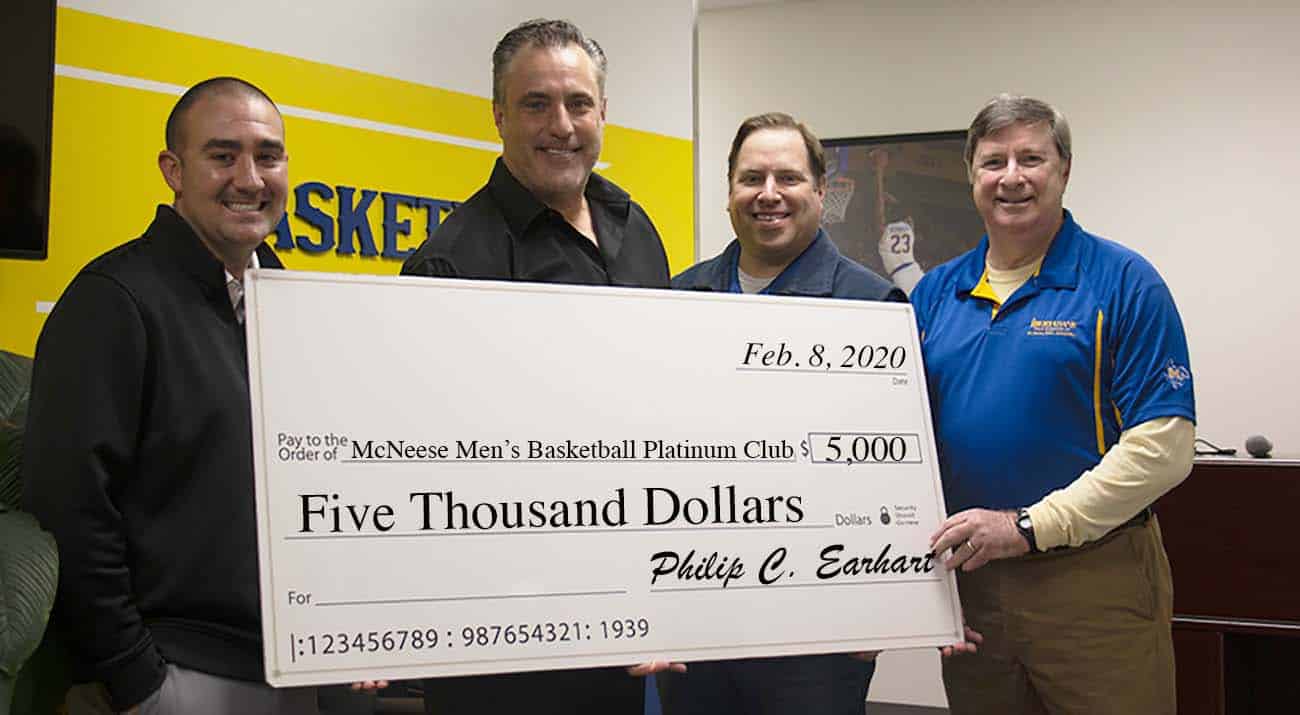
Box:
401;158;669;287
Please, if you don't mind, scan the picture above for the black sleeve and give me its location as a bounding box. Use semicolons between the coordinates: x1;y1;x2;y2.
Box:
400;225;511;280
400;241;460;278
626;204;671;288
22;272;166;709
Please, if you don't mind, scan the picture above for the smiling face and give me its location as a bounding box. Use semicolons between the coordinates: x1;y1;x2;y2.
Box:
494;42;605;210
970;120;1070;246
158;90;288;272
728;127;826;277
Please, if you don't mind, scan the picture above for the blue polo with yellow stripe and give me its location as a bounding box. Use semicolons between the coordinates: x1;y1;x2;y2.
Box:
911;210;1195;514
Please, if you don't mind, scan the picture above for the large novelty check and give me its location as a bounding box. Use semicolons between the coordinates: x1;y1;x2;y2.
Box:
245;271;962;687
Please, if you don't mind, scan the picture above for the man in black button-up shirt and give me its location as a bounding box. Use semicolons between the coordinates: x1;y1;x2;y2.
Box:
403;18;671;715
401;20;669;289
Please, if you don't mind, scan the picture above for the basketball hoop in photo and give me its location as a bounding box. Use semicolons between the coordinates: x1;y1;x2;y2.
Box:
822;175;856;225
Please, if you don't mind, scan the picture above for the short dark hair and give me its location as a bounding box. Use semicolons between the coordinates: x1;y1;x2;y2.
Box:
727;112;827;184
165;77;279;152
965;94;1072;173
492;19;607;105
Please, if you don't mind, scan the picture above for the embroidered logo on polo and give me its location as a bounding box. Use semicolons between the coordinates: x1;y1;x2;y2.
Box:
1026;317;1079;337
1161;359;1191;390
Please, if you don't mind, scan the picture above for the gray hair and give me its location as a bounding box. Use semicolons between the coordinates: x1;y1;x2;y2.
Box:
492;19;607;105
964;94;1072;172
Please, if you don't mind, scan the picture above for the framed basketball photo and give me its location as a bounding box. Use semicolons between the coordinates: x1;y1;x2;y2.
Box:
820;131;984;295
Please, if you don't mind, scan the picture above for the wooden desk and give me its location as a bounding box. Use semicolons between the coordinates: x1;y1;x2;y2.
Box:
1156;458;1300;715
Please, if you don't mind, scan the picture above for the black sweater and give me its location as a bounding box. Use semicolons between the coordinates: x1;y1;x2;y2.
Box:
24;206;281;709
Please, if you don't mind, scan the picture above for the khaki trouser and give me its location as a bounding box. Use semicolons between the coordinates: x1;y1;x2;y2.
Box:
942;515;1176;715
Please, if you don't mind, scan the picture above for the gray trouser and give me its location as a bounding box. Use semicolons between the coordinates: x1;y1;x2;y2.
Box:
67;663;319;715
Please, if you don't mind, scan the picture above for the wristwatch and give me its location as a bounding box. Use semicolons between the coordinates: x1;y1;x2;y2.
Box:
1015;508;1039;553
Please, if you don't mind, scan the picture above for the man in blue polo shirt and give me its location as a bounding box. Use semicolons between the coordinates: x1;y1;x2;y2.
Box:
663;112;901;715
916;95;1195;714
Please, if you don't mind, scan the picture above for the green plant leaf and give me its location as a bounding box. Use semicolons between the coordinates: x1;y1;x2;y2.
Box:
0;431;18;511
0;351;33;429
0;351;30;511
0;511;59;681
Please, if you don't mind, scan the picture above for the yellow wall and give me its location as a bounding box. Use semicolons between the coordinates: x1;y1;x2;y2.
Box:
0;8;694;356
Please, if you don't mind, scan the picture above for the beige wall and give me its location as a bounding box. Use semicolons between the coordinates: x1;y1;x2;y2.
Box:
699;0;1300;480
699;0;1300;706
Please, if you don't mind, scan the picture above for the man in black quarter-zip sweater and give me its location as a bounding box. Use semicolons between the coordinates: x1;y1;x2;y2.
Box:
23;77;316;714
